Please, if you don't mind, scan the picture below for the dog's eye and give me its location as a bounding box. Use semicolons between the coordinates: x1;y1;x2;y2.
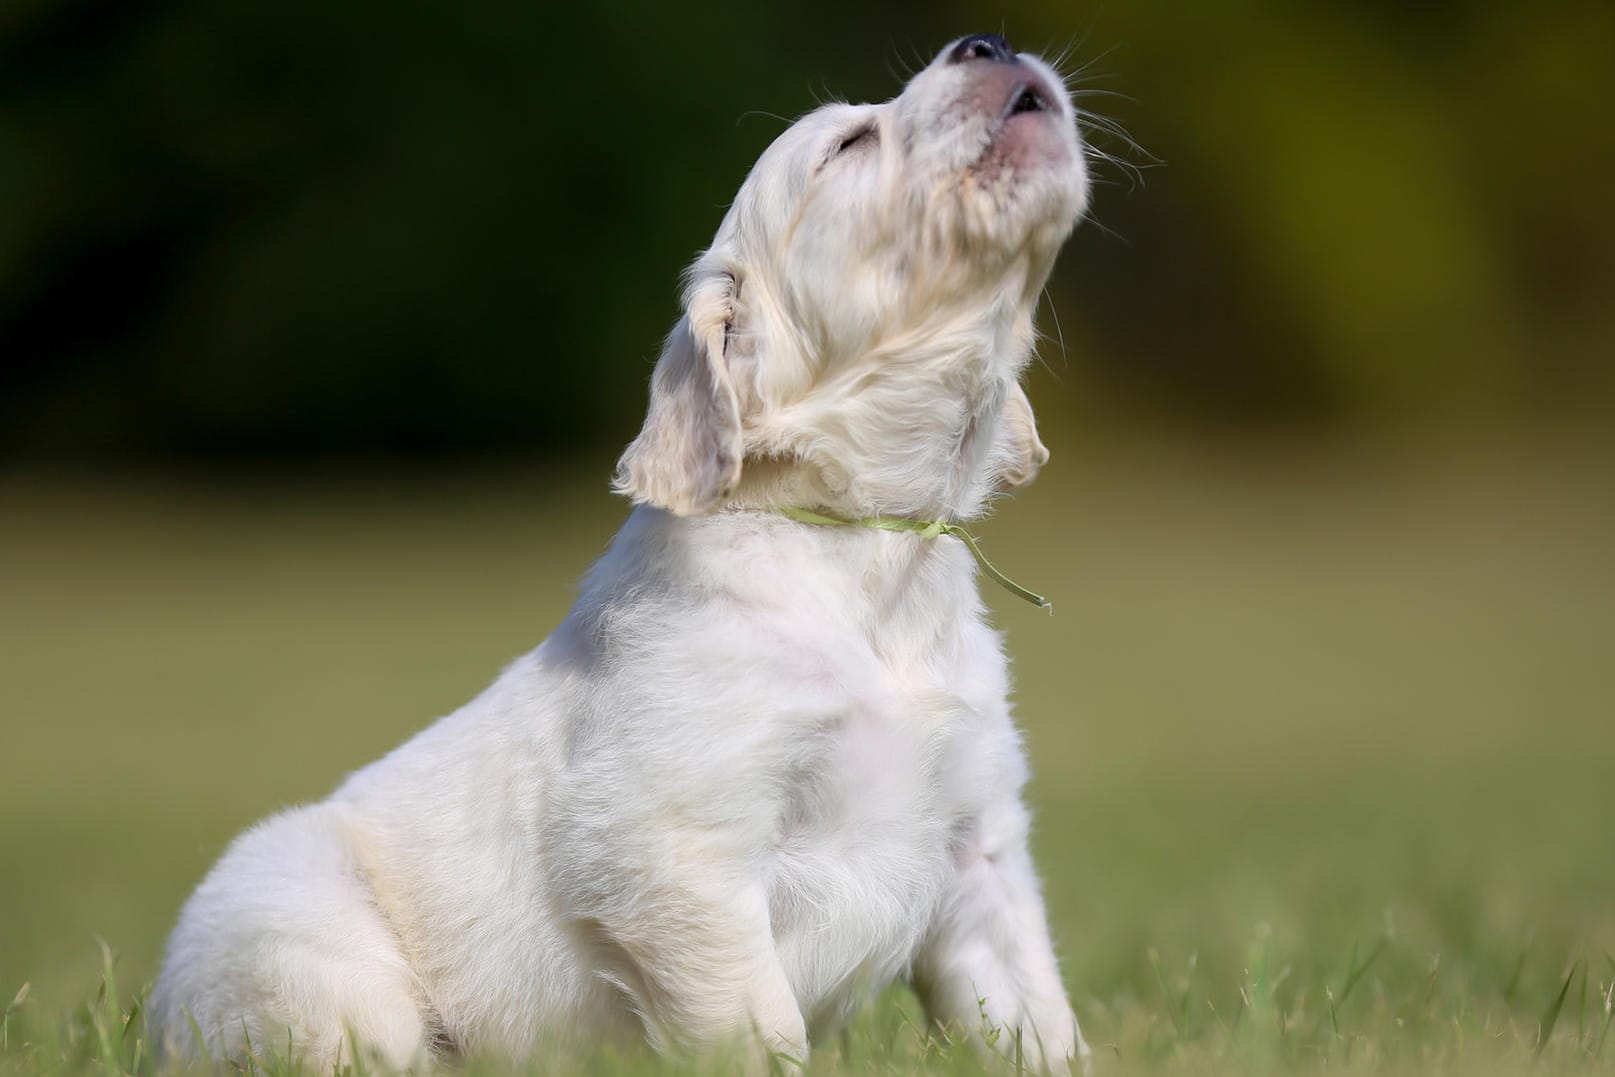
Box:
834;124;878;155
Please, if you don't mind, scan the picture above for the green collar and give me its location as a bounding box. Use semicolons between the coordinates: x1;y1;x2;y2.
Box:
775;506;1050;610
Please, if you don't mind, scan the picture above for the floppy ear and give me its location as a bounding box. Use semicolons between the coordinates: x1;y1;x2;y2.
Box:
613;271;744;515
995;382;1051;490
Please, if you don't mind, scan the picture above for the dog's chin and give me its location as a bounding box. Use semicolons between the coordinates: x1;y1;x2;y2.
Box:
959;123;1088;253
946;63;1087;234
974;107;1068;177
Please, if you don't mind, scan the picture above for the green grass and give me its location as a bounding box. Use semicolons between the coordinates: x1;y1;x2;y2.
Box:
2;436;1612;1074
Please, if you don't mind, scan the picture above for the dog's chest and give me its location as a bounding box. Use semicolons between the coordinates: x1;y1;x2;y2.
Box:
766;649;999;1033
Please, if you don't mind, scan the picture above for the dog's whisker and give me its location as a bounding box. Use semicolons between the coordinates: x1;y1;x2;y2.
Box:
907;41;930;79
1070;87;1138;105
885;43;919;86
1060;42;1124;85
1039;285;1070;376
1049;23;1097;82
1062;69;1124;89
736;109;795;129
1080;202;1132;245
1047;34;1079;77
1077;108;1151;153
1085;149;1148;194
1089;152;1152;194
1083;136;1149;173
1077;112;1161;184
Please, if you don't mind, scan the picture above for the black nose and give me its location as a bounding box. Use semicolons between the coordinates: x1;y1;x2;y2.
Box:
949;33;1016;64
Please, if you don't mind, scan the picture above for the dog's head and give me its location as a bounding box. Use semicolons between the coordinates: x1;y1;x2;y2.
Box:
616;35;1085;519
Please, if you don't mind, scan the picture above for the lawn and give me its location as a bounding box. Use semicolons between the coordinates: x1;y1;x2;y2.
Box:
1;435;1611;1074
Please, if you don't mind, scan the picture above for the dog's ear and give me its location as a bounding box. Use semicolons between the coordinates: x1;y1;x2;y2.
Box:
995;382;1050;490
613;270;745;515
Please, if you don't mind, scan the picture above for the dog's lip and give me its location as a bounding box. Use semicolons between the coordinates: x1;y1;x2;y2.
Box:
970;72;1065;174
997;74;1059;124
975;72;1063;165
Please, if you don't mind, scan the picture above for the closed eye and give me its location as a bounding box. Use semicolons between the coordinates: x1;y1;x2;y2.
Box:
834;123;878;155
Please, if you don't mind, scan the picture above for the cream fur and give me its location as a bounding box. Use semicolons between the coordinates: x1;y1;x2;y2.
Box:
151;37;1090;1073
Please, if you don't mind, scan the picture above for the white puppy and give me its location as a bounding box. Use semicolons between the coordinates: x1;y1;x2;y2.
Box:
152;33;1090;1072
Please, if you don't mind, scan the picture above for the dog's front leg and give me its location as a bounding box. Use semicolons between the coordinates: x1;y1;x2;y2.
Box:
911;797;1089;1074
580;873;806;1068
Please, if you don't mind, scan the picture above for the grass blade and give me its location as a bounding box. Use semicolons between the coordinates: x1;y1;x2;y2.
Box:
1180;951;1198;1026
1504;940;1533;1004
1339;936;1389;1007
1578;959;1588;1047
119;996;142;1051
1535;961;1580;1061
1594;968;1614;1060
1147;949;1182;1033
3;982;31;1051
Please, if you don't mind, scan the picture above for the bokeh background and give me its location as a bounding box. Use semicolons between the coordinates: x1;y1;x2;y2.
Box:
2;0;1612;1068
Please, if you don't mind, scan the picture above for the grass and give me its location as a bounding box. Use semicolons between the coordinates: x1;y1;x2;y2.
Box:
1;434;1612;1074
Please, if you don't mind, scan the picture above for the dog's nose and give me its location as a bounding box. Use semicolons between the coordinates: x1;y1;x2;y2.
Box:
948;33;1017;65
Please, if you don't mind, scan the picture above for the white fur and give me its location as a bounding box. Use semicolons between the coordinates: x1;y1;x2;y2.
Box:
152;38;1090;1073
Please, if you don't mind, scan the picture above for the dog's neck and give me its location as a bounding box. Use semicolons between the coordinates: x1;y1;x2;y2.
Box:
728;299;1035;521
730;366;1015;522
595;503;990;651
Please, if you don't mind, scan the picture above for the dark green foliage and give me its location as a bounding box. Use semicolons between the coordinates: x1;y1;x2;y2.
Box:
3;3;1613;460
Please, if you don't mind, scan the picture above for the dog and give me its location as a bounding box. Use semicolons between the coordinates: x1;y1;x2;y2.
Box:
151;32;1091;1072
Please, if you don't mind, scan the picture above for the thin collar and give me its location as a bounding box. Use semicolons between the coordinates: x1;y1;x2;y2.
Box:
774;506;1050;610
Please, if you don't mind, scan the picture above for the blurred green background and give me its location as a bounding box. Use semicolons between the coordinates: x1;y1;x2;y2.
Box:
2;0;1613;1070
6;0;1614;451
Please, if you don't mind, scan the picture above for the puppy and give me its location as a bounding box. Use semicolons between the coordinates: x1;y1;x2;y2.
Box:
152;32;1091;1072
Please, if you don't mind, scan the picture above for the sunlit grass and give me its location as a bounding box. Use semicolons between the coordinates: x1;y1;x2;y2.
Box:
4;939;1612;1074
2;436;1612;1074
